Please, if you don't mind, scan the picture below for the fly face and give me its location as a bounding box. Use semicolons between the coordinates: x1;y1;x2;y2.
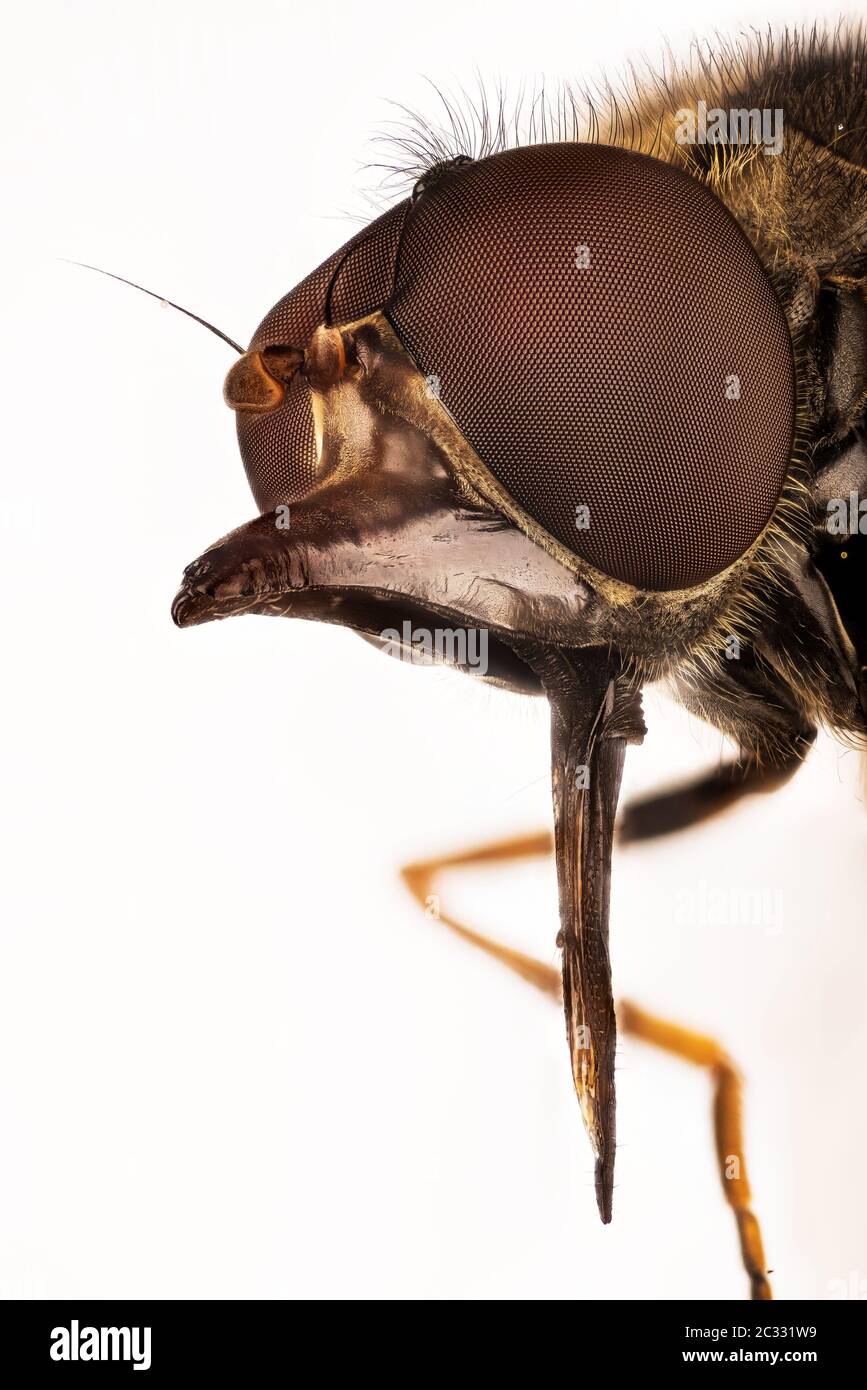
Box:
174;313;609;692
174;141;798;682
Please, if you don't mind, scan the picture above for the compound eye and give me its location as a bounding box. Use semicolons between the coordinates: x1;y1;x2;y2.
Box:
223;342;316;513
229;327;354;513
234;372;319;513
389;144;797;591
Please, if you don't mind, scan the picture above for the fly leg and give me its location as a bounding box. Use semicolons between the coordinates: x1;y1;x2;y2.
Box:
619;646;817;844
618;737;813;843
619;1001;772;1302
401;831;558;997
401;831;772;1301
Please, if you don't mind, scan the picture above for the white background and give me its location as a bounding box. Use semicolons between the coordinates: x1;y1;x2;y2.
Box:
1;0;866;1300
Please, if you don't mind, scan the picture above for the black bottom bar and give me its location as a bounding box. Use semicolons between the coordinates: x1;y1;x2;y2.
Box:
0;1298;859;1377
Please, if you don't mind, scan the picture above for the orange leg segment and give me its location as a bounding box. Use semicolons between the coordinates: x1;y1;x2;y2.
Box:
401;832;772;1301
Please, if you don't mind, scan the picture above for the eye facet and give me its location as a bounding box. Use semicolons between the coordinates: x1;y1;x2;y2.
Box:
236;372;319;513
388;144;796;592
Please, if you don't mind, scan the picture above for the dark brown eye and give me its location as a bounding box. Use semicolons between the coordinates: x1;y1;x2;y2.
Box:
233;144;795;589
388;143;796;592
236;373;319;512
